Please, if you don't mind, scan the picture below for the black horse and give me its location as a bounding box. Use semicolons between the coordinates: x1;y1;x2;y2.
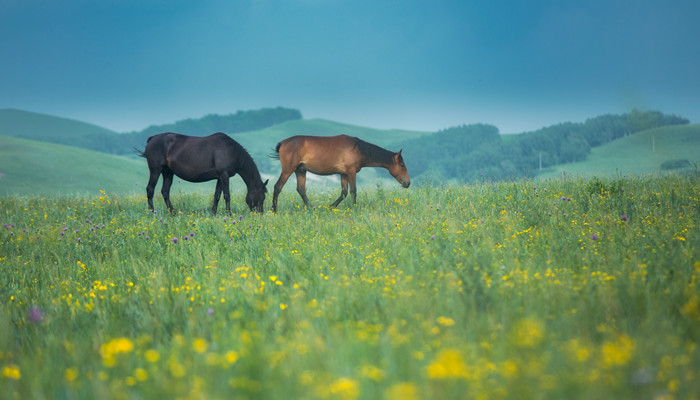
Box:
139;132;268;214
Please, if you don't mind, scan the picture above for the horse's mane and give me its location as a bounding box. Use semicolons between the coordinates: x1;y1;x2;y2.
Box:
352;137;394;165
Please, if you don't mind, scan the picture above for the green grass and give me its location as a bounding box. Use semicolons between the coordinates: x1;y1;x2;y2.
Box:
1;175;699;399
538;124;700;178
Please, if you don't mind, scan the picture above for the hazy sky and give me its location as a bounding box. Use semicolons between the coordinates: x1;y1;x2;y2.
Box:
2;0;699;133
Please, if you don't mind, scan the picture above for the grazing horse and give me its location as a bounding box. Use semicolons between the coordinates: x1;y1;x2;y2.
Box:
139;132;268;214
271;134;410;211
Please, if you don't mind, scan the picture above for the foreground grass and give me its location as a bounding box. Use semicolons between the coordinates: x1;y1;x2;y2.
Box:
1;175;699;399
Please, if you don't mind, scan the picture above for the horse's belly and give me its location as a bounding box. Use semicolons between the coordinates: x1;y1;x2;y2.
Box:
303;159;350;175
171;165;218;183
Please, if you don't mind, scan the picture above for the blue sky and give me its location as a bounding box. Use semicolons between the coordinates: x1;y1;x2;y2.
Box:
1;0;699;133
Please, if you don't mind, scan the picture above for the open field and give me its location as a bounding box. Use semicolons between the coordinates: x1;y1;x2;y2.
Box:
1;175;699;399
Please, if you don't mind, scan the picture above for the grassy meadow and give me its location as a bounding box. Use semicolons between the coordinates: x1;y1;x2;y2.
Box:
1;174;699;399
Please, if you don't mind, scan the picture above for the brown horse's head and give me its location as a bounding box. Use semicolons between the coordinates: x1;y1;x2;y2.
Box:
246;179;269;213
389;150;410;188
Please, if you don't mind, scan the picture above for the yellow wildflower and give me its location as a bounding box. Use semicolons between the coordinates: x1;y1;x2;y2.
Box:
2;365;20;380
385;382;419;400
425;348;467;379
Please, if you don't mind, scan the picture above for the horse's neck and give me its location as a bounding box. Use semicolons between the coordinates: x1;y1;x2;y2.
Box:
361;147;394;169
238;160;263;189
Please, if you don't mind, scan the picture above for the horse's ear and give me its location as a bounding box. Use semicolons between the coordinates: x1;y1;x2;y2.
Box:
263;179;269;186
397;149;403;157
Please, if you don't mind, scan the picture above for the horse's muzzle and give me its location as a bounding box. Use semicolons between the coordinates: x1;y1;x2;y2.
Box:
402;180;411;188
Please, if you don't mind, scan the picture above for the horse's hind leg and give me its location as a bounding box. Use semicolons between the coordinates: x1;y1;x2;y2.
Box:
160;169;175;213
272;170;293;212
146;168;161;211
295;168;311;207
330;174;349;207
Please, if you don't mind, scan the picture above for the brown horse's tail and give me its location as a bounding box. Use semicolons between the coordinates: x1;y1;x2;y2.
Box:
268;142;282;160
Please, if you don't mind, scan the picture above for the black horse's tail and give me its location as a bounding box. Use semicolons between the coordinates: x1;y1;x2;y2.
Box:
134;136;154;158
268;142;282;160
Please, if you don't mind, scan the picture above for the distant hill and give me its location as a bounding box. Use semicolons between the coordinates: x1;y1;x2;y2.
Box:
395;110;690;182
0;107;304;155
0;109;120;145
537;124;700;178
2;108;696;196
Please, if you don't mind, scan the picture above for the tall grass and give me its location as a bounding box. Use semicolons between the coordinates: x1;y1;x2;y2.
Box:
1;175;699;399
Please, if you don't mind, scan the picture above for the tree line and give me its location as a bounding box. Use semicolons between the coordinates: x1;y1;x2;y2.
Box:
84;107;302;154
398;110;689;182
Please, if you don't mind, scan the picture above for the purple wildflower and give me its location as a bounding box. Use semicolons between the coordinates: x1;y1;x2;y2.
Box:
207;308;214;316
621;215;628;221
172;237;178;243
28;306;44;323
591;234;597;240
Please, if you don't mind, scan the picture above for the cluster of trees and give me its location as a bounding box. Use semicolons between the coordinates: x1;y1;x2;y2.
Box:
86;107;302;154
400;110;689;182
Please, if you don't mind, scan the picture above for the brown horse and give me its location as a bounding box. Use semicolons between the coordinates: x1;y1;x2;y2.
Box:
139;132;268;214
270;135;410;211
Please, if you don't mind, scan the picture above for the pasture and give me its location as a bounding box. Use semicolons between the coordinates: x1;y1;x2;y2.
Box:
1;175;699;399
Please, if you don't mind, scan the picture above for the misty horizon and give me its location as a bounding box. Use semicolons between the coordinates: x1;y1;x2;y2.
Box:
2;1;699;134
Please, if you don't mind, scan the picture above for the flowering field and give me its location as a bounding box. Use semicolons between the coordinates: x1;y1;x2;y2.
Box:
1;175;699;399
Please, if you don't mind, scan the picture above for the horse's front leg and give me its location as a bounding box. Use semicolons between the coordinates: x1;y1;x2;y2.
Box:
348;172;357;205
330;174;349;207
212;175;231;215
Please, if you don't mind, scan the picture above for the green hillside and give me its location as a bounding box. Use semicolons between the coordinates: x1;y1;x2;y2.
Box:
0;109;119;143
537;124;700;178
0;136;143;196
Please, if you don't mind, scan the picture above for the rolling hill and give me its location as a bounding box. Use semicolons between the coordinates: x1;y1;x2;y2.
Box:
0;113;431;196
2;109;698;196
536;124;700;179
0;135;145;196
0;109;119;144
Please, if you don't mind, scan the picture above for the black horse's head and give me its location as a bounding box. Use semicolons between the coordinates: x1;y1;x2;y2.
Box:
246;179;269;213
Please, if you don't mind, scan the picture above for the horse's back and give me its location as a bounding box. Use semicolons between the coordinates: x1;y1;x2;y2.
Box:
275;135;361;175
278;135;355;153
